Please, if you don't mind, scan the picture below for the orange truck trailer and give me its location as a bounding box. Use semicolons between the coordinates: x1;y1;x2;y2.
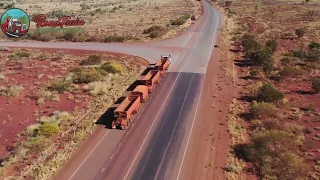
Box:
112;94;141;130
131;85;149;103
139;70;161;93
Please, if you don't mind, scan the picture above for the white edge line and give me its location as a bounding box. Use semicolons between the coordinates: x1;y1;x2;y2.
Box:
175;4;219;180
122;71;182;180
68;130;110;180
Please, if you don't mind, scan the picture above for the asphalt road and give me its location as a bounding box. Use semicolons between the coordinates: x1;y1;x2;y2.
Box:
0;1;221;180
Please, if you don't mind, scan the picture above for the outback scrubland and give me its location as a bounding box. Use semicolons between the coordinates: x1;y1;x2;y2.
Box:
212;0;320;179
0;47;147;179
0;0;200;42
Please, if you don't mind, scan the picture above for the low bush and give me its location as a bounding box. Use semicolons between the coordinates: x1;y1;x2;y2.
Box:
72;69;103;84
170;14;191;26
104;35;126;43
308;41;320;50
62;30;77;41
234;130;309;179
241;34;262;52
250;101;276;119
80;54;102;65
257;83;284;102
39;111;70;124
279;66;303;77
26;123;41;136
48;80;72;93
311;78;320;93
37;123;60;137
15;50;31;57
143;25;168;38
265;39;278;53
0;85;24;97
37;53;48;60
99;62;124;74
246;48;272;66
24;136;53;153
291;50;308;58
84;81;109;96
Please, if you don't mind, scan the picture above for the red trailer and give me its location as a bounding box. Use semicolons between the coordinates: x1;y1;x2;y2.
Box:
140;70;161;93
112;95;141;130
132;85;149;103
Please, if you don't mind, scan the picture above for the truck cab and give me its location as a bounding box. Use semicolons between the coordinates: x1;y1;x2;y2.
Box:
161;55;172;64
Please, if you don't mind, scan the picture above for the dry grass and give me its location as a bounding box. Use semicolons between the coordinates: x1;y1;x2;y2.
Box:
0;85;24;97
226;99;247;180
217;9;247;180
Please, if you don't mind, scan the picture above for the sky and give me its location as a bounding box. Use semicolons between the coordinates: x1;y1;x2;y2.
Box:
1;8;29;22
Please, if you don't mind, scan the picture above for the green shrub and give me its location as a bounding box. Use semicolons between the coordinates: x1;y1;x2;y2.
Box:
311;78;320;93
143;25;167;38
99;62;124;74
250;101;276;119
236;130;309;179
307;52;319;62
24;136;52;153
15;50;31;57
37;123;60;137
104;35;125;43
265;39;278;53
241;34;262;51
257;83;284;102
291;50;308;58
170;18;186;26
48;79;72;93
308;41;320;50
73;69;103;84
279;66;303;77
62;30;77;41
247;48;272;66
170;14;191;26
80;54;102;65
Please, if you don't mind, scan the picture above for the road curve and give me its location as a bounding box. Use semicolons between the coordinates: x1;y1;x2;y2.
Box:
0;1;222;180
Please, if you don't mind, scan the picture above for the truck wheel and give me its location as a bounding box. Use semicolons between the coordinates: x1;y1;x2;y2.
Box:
121;125;126;130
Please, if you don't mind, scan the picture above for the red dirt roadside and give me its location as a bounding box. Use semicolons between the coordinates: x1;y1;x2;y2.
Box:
183;32;233;179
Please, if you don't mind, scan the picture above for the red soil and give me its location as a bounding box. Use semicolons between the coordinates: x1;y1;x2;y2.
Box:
0;48;148;158
0;50;93;158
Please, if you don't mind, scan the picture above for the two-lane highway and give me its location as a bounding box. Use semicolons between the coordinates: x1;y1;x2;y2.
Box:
0;1;221;179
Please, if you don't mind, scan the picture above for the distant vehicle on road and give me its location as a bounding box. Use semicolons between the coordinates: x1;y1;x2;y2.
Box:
191;15;196;21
